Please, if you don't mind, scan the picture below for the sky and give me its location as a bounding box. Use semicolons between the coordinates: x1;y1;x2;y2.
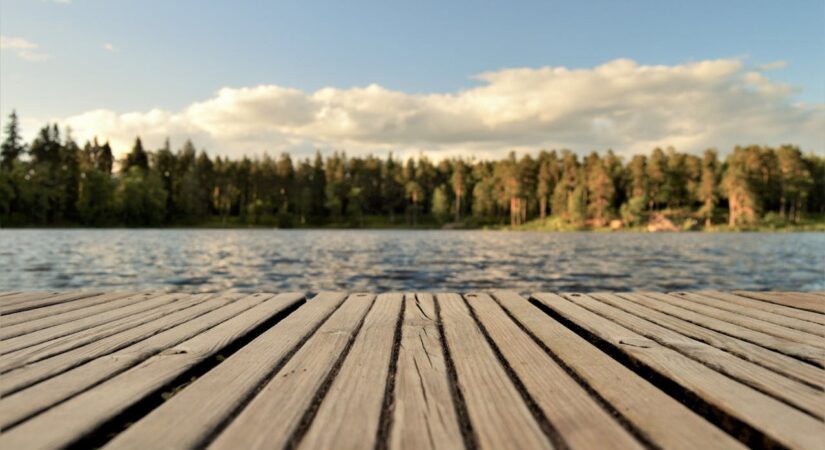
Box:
1;0;823;160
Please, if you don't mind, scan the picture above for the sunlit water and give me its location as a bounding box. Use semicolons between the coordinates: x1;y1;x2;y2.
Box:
1;229;823;293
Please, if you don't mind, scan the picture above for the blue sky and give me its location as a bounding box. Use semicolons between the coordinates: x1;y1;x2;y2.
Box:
1;0;823;158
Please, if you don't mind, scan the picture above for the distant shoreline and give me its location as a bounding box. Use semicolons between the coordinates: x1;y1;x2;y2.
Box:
3;221;823;232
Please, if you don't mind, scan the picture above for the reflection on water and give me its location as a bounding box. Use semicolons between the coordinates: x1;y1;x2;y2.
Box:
1;229;823;293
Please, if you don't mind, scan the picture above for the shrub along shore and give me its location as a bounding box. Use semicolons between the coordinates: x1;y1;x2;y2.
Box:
1;111;823;230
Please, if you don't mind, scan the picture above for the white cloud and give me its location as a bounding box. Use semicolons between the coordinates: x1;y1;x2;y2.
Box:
102;43;116;52
756;60;788;71
43;58;825;160
0;36;37;50
0;36;50;62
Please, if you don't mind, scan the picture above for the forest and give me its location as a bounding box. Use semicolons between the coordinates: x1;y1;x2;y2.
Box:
1;111;823;230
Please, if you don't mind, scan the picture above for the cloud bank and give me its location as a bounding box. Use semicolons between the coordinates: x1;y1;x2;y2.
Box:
45;58;825;159
0;36;50;62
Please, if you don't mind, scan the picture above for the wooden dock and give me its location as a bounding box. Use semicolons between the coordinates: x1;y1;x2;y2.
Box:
0;290;823;449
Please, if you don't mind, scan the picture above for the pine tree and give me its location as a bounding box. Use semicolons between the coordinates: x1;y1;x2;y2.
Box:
97;141;114;174
698;149;719;226
122;137;149;172
585;152;615;226
536;150;559;219
381;153;404;223
776;145;812;222
451;159;467;222
431;185;450;223
647;147;667;210
1;111;25;170
722;148;758;227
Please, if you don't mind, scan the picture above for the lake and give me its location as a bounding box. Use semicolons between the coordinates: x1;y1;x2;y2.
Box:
1;229;823;293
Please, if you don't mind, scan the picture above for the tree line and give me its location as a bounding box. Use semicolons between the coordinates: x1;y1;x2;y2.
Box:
1;111;823;228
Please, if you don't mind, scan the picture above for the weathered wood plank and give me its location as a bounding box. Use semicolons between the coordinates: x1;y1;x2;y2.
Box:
388;293;463;450
0;293;190;356
0;293;251;429
297;293;403;449
437;293;552;450
733;291;825;315
0;291;64;305
0;294;223;396
466;292;643;450
641;292;825;349
694;291;825;326
567;293;823;418
534;292;825;450
497;291;744;450
670;291;825;338
0;295;208;373
103;292;348;450
1;291;103;315
0;291;141;329
208;293;375;450
0;293;303;450
0;292;149;339
618;292;825;367
590;292;824;390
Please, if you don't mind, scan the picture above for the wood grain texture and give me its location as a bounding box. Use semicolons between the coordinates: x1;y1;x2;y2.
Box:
0;294;152;340
1;291;103;315
103;292;348;450
567;293;823;418
675;291;825;337
298;293;403;449
619;292;825;367
0;291;140;329
498;291;745;450
534;292;825;450
0;295;209;373
3;290;821;449
466;292;643;450
733;291;825;314
0;293;303;450
388;293;463;450
692;291;825;326
437;293;553;450
0;293;221;396
0;293;190;356
590;292;825;390
0;293;247;430
208;293;375;450
0;291;63;304
642;292;825;348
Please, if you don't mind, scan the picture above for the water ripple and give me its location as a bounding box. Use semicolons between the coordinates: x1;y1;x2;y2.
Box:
0;229;823;293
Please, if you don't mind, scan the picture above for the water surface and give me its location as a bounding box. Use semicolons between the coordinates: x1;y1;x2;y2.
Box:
1;229;822;293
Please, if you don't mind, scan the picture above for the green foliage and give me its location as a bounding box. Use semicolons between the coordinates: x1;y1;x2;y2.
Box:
115;167;167;226
1;111;25;170
431;185;450;223
620;195;647;227
76;169;115;225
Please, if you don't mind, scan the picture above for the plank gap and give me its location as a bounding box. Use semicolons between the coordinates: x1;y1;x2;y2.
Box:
192;293;350;449
621;293;824;369
568;294;822;420
64;296;306;449
490;293;660;450
528;296;772;449
463;293;570;450
433;293;480;450
374;294;406;450
283;295;377;450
